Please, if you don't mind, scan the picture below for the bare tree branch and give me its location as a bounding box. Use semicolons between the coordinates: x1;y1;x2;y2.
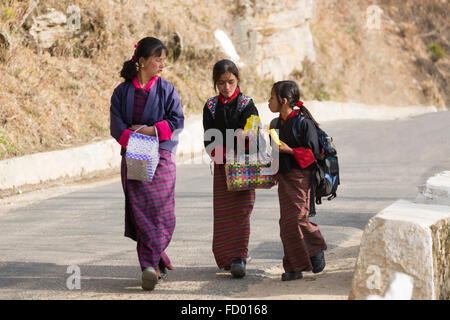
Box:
15;0;40;31
0;28;12;61
420;22;449;38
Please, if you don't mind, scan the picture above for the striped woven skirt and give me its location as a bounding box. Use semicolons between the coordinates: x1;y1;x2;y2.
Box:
212;164;255;268
277;168;327;272
121;149;176;271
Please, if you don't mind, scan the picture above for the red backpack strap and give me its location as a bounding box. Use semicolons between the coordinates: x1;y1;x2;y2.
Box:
207;96;219;119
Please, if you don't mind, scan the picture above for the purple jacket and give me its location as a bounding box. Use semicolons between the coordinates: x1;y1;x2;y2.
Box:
110;77;184;154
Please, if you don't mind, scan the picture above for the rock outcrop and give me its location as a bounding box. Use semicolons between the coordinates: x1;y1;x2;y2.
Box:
231;0;316;81
28;8;71;49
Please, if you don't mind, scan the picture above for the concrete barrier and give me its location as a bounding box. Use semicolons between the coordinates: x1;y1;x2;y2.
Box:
348;199;450;300
0;102;439;193
256;101;438;126
366;272;414;300
416;171;450;206
0;139;121;192
174;114;206;164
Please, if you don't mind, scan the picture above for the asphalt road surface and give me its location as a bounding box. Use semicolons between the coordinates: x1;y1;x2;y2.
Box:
0;111;449;300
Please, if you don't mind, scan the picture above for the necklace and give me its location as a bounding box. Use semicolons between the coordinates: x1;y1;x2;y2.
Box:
137;74;146;88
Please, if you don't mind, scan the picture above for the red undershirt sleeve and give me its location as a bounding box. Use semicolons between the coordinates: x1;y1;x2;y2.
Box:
118;129;132;149
292;146;316;168
154;120;172;142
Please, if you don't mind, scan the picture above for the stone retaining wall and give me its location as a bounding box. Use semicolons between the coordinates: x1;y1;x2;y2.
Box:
349;171;450;300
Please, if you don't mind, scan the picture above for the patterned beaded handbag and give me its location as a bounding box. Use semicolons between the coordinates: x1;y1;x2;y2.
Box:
224;154;277;191
125;126;159;182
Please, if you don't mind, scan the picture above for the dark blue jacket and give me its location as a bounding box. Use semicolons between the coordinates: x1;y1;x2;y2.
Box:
110;78;184;154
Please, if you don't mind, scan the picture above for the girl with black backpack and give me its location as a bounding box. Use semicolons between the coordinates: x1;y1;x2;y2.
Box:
268;80;327;281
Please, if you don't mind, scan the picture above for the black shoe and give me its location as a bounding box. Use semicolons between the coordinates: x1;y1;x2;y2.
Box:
311;251;326;274
141;267;158;291
158;259;169;280
281;271;303;281
230;259;246;278
159;268;168;281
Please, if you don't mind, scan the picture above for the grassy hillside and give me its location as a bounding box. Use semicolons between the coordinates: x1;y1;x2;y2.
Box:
0;0;448;160
302;0;449;107
0;0;248;159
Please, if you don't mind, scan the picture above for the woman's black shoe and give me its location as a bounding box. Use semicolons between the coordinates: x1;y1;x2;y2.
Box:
230;259;246;278
158;259;169;280
281;271;303;281
310;251;325;273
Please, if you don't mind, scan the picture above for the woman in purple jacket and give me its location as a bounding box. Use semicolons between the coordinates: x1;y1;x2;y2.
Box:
110;37;184;291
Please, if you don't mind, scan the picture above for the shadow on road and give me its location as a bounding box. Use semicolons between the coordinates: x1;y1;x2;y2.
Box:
0;261;269;298
233;244;360;300
249;241;337;260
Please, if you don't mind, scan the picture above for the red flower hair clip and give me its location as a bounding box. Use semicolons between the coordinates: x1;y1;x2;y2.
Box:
295;101;304;107
131;43;139;62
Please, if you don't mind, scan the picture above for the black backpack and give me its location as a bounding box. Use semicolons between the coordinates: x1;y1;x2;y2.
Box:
293;116;340;208
313;125;340;204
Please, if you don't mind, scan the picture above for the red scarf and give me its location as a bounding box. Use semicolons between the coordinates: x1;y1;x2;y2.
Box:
218;88;240;104
283;109;300;121
280;101;304;121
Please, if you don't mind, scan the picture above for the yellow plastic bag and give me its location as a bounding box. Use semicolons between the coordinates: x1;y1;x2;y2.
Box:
243;115;260;134
268;129;282;146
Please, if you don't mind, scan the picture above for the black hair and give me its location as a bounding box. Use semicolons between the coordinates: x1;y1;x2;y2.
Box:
212;59;240;92
120;37;168;81
272;80;320;129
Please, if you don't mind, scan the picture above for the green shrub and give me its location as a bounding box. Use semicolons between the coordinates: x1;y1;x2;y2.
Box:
429;42;446;61
314;87;330;101
2;7;14;20
0;130;16;157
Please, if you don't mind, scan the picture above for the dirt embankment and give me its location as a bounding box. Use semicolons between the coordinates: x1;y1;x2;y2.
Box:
0;0;448;160
303;0;449;107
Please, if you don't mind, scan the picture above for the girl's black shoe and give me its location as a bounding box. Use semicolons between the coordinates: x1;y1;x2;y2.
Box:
281;271;303;281
230;259;246;278
310;251;326;273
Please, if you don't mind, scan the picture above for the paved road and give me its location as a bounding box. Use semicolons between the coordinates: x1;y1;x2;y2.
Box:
0;111;449;299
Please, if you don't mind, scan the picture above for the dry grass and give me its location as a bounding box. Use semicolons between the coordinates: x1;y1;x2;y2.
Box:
308;0;449;108
0;0;261;159
0;0;448;160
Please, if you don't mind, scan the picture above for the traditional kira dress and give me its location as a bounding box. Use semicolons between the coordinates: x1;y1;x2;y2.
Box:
110;76;184;272
202;89;259;269
270;109;327;273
